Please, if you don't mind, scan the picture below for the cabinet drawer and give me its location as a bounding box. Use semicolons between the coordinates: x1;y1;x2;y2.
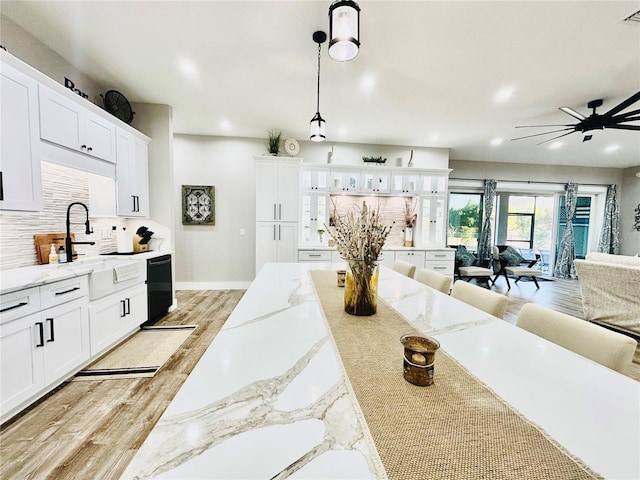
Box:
0;287;40;324
40;276;88;310
424;262;454;275
299;250;331;262
425;251;454;261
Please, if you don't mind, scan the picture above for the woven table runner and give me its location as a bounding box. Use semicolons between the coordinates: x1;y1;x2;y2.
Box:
309;270;602;480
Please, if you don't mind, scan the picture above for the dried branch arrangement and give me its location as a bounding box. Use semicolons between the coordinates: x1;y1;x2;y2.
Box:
404;198;417;227
326;201;393;262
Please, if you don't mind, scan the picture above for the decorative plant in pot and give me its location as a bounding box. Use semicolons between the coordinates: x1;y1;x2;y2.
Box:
404;198;417;247
327;202;393;316
266;129;282;155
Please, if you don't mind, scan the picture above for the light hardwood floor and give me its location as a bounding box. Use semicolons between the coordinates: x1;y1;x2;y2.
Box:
1;280;638;480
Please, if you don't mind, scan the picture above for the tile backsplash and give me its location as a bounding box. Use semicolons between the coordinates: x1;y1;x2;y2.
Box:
0;161;126;270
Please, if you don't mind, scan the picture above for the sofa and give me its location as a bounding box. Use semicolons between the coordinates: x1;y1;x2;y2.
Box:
574;252;640;336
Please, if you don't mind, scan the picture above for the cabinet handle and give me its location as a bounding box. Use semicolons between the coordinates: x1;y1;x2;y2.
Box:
278;204;282;220
36;322;44;347
87;146;93;152
0;301;28;313
120;300;126;317
273;224;276;241
435;254;446;257
278;224;281;240
81;144;87;150
308;254;322;257
46;317;55;342
273;204;277;220
0;171;3;201
433;266;447;270
125;298;131;315
55;286;80;296
132;195;136;212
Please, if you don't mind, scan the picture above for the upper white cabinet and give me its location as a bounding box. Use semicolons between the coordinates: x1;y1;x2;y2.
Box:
0;62;43;212
391;172;420;194
420;196;447;247
301;167;330;192
256;159;299;222
39;85;117;163
116;128;149;217
361;170;390;194
420;172;448;194
330;168;360;193
300;192;329;245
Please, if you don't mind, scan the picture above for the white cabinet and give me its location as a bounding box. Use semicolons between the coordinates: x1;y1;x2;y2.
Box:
361;170;390;194
255;157;300;274
391;172;420;194
256;222;297;273
300;193;329;245
39;85;117;163
88;283;146;356
395;250;425;275
330;168;360;193
420;172;448;194
0;61;43;211
0;276;89;423
301;167;330;192
116;128;149;217
421;196;447;247
298;250;332;262
424;249;455;282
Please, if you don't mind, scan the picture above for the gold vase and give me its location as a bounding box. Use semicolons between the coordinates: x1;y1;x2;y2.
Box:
344;259;379;316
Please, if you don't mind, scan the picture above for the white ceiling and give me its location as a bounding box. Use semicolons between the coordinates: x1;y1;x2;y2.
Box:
2;1;640;168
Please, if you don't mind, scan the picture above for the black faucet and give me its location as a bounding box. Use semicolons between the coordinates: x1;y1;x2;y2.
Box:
65;202;95;263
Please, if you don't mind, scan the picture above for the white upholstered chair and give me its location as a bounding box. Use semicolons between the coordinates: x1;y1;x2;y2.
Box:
416;268;452;294
393;260;416;278
450;280;508;319
516;303;637;373
492;246;542;289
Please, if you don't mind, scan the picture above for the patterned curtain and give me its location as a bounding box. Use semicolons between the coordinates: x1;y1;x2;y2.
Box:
597;185;620;254
476;179;497;263
554;183;578;279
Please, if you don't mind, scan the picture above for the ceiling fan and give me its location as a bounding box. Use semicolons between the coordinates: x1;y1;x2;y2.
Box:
512;91;640;145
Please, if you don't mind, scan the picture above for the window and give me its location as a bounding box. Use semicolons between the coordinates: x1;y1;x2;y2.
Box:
447;193;483;250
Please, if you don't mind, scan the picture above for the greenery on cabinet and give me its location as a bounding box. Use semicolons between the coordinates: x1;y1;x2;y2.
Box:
266;129;283;155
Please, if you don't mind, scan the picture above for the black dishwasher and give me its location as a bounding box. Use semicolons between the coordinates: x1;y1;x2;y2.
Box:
145;254;172;325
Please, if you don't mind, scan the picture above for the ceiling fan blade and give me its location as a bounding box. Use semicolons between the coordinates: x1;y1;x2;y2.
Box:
603;91;640;117
535;131;577;146
582;135;593;142
559;106;586;121
515;124;574;128
611;108;640;121
613;115;640;123
511;128;574;141
606;124;640;131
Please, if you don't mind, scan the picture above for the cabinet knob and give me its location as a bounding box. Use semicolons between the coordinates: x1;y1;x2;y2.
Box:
81;144;87;150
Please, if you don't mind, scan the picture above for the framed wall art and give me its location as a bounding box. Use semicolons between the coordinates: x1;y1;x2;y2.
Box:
182;185;215;225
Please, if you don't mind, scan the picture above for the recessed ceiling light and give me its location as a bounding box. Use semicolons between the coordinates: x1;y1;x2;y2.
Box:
178;59;199;80
494;87;515;103
220;120;231;131
429;133;440;142
490;137;503;146
361;74;376;92
549;141;563;150
604;144;620;153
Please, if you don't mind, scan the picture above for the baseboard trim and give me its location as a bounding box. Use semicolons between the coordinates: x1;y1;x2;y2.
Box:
175;281;251;290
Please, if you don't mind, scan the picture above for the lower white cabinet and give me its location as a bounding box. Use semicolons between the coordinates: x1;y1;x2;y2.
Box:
424;249;455;282
256;222;297;275
395;251;425;274
88;284;147;357
0;296;89;420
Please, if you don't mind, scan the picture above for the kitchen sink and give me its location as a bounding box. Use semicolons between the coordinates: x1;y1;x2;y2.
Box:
68;257;146;300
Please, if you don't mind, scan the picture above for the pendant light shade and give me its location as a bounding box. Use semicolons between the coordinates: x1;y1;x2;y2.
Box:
310;31;327;142
328;0;360;62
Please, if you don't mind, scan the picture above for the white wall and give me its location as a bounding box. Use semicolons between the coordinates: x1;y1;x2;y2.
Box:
620;167;640;255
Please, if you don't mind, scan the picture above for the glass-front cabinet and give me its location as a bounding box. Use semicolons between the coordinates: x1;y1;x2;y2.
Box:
391;172;420;194
330;168;360;193
420;172;448;194
300;193;329;245
361;171;390;194
421;196;447;246
301;167;330;192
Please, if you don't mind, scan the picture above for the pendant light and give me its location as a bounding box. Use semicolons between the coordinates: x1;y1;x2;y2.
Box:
310;31;327;142
328;0;360;62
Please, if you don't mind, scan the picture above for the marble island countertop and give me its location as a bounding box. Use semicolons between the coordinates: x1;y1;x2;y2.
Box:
121;263;639;480
0;250;169;295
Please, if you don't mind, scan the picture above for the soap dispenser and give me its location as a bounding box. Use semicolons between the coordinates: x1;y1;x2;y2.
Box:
58;245;67;263
48;243;58;264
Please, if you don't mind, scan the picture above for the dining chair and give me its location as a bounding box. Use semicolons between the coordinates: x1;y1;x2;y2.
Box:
393;260;416;278
416;268;452;294
450;280;508;319
492;246;543;289
516;303;637;373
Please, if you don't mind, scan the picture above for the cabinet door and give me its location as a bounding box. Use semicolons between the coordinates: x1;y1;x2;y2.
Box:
421;196;447;247
84;111;116;163
88;295;126;356
0;63;43;211
276;163;299;221
255;162;279;221
330;169;360;192
255;222;279;274
361;171;390;193
116;129;149;217
132;137;149;217
276;223;298;263
395;251;425;270
0;313;45;416
301;167;329;192
42;298;90;383
420;173;448;194
391;172;419;194
121;284;147;334
300;193;329;245
38;85;83;152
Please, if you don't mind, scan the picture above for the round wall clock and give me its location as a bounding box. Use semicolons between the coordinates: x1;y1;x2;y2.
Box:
284;138;300;156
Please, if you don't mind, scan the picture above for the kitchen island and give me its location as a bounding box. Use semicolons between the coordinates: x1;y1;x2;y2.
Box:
121;263;639;480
